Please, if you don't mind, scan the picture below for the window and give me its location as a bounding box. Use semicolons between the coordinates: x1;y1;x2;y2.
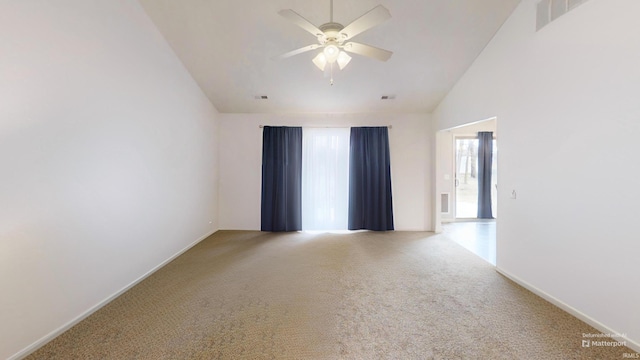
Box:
301;128;350;230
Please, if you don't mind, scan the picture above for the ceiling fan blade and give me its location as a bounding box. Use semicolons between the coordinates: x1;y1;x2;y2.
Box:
338;5;391;40
342;42;392;61
278;9;324;38
273;44;320;60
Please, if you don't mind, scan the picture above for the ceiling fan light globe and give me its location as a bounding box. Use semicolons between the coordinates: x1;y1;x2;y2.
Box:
312;52;327;71
323;44;339;63
337;51;351;70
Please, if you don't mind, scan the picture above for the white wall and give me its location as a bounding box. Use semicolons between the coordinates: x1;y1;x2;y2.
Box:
0;2;219;359
434;0;640;349
218;113;432;231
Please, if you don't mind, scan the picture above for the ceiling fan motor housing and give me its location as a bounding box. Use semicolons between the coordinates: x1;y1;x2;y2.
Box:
319;22;346;44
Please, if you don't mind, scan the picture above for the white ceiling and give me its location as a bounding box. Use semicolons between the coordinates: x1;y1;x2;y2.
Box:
138;0;521;114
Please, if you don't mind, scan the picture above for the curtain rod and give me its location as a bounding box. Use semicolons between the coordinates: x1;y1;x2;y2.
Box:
259;125;392;129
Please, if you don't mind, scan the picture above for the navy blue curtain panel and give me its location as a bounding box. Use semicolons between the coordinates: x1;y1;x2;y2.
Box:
261;126;303;231
348;127;394;231
477;131;494;219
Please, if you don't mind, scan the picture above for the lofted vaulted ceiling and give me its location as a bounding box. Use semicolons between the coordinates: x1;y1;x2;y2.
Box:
138;0;521;114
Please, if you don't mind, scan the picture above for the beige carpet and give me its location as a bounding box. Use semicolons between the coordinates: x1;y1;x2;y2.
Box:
28;230;632;359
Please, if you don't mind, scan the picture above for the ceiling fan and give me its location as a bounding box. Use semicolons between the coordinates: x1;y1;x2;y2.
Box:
275;0;393;84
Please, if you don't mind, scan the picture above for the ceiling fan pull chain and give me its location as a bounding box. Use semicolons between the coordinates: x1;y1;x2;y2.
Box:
330;63;334;86
331;64;333;86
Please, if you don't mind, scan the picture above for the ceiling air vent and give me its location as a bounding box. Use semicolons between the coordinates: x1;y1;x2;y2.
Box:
254;95;268;100
381;95;396;100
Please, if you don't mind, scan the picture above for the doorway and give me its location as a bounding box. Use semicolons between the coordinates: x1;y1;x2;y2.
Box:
454;137;497;219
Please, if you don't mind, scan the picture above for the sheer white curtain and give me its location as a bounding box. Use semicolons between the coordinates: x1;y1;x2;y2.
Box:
302;128;350;230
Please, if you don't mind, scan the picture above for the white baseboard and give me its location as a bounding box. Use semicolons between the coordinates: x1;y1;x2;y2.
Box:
495;267;640;353
9;229;218;360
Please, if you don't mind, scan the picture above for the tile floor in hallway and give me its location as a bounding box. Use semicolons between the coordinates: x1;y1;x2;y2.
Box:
442;220;496;265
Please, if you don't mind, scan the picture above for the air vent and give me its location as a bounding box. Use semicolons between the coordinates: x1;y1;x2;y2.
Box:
536;0;551;30
441;193;450;214
537;0;590;31
568;0;588;10
381;95;396;100
254;95;268;100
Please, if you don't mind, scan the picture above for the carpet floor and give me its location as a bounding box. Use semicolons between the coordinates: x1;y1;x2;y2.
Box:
27;230;633;359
